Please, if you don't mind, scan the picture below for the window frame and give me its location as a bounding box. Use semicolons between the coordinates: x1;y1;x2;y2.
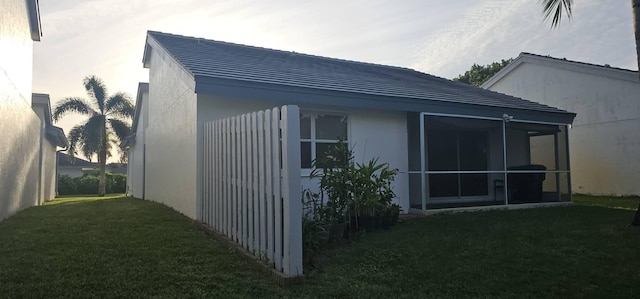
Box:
300;111;349;175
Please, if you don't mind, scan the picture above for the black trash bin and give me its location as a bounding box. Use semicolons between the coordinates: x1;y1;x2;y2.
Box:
507;165;546;203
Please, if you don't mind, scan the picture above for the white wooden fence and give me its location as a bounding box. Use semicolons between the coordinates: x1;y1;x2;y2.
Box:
201;105;303;276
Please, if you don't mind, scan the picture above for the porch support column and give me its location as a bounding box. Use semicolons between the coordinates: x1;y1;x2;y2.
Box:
420;113;426;211
565;126;572;201
554;132;561;201
502;120;509;206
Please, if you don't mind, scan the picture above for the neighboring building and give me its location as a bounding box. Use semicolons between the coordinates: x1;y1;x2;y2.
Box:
32;94;68;204
125;31;575;220
0;0;69;221
482;53;640;196
57;152;127;177
122;83;148;198
57;152;96;178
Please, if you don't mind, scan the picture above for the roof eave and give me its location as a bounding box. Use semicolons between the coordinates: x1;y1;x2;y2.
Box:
130;82;148;134
46;126;69;148
195;76;575;125
26;0;42;41
483;52;640;88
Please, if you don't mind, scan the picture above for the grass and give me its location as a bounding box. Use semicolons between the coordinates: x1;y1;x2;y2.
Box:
1;195;639;298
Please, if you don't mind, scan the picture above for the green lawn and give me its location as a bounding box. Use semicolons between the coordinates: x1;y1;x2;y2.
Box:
1;195;639;298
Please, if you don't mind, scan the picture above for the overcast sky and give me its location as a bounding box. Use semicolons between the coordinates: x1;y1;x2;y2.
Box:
33;0;637;160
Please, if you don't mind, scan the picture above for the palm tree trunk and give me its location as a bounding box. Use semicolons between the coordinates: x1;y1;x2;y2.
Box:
98;133;107;197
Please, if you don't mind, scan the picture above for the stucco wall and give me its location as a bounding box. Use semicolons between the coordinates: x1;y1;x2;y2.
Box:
0;1;41;221
196;95;410;213
487;62;640;195
128;90;148;199
349;111;409;212
145;47;198;218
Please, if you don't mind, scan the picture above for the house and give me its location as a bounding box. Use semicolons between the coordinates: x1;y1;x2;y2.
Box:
32;94;68;203
57;152;128;178
482;53;640;196
122;83;148;198
0;0;68;221
126;31;575;220
57;152;97;178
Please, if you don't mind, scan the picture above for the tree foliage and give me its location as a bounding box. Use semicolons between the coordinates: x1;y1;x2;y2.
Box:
453;59;513;87
541;0;573;28
53;75;133;196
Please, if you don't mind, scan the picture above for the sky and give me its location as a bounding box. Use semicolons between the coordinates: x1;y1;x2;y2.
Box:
33;0;637;161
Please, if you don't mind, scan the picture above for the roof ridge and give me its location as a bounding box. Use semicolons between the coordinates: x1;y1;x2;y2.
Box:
520;52;638;73
147;30;414;73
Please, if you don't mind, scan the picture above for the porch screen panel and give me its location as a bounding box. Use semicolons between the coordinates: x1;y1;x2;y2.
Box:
505;123;571;204
424;116;504;203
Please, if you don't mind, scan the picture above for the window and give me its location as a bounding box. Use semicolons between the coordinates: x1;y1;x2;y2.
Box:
300;113;348;168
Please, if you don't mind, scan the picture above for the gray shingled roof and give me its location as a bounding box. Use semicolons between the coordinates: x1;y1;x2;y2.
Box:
146;31;572;116
58;152;95;167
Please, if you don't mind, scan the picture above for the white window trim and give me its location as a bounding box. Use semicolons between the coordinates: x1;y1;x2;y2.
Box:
300;111;349;176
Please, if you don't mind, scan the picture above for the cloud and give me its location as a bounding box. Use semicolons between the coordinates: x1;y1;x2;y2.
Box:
33;0;637;162
410;0;637;79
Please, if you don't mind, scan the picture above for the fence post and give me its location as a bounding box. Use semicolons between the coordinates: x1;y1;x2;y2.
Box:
280;105;302;276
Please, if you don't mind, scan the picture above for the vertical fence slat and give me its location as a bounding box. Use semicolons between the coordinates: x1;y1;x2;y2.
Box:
210;121;215;229
251;112;259;255
203;123;208;224
246;114;254;253
272;108;283;271
225;118;231;236
210;122;215;228
265;111;275;264
239;115;246;248
216;121;222;230
233;116;239;242
257;111;267;258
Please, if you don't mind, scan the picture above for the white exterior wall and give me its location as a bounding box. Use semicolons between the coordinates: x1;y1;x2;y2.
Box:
487;62;640;195
145;47;198;218
127;90;148;199
349;111;409;212
0;1;41;221
197;95;410;213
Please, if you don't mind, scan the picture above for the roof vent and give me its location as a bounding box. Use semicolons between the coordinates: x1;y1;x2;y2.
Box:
604;64;611;67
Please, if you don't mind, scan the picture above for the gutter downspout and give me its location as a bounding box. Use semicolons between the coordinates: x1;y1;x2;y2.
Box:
55;147;67;197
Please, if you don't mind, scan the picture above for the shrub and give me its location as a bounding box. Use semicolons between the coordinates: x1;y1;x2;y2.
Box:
110;174;127;193
57;175;77;195
77;175;100;194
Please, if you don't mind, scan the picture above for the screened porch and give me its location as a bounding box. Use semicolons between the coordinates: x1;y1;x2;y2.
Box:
408;112;571;211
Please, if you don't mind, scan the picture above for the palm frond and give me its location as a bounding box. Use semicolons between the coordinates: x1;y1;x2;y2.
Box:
52;97;97;121
67;124;98;162
84;114;107;154
105;92;134;119
83;75;108;114
108;118;131;142
542;0;573;28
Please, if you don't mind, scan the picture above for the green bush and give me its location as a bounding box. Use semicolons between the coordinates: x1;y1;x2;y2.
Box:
111;174;127;193
58;172;127;195
77;175;100;194
57;175;77;195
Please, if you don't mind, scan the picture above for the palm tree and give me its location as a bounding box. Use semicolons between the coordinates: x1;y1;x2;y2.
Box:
53;75;134;196
542;0;640;225
541;0;640;80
